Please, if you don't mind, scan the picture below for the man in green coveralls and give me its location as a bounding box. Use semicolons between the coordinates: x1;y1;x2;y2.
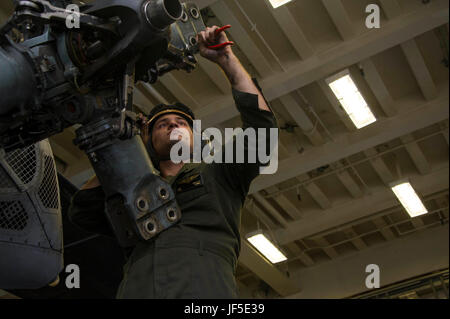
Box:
68;26;278;299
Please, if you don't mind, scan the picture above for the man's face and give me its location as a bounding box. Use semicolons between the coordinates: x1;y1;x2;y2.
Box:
151;114;193;159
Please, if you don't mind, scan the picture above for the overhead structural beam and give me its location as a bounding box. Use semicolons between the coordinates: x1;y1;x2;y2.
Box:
279;94;325;146
266;186;303;220
243;204;278;230
321;0;355;41
279;130;302;155
379;0;403;20
250;89;448;194
48;140;79;174
410;215;426;230
159;73;201;109
56;135;93;179
139;82;169;105
372;217;396;241
440;122;449;145
275;165;449;245
253;192;289;228
302;181;332;210
196;0;448;127
344;228;368;250
188;0;218;9
263;0;314;59
133;86;155;114
312;236;339;259
317;80;356;131
64;160;92;180
210;1;274;78
197;58;230;94
401;39;438;101
401;134;431;175
444;131;449;145
360;59;397;117
364;148;396;186
284;242;315;267
287;224;449;299
48;129;91;177
239;240;300;297
336;170;364;198
278;141;292;159
273;194;303;221
263;1;447;101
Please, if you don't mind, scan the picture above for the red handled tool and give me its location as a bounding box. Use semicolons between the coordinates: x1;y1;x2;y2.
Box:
207;25;234;50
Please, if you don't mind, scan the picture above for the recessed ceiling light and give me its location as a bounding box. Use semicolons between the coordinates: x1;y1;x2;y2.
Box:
326;70;377;129
391;181;428;218
268;0;293;9
247;231;287;264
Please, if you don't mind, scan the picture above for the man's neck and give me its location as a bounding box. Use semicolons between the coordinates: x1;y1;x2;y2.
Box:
159;160;185;179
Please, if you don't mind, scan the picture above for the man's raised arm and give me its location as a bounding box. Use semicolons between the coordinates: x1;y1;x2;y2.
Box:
197;27;279;199
197;26;271;112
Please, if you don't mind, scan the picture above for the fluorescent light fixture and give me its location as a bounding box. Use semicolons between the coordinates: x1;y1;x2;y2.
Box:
390;181;428;218
269;0;293;9
247;231;287;264
326;70;377;129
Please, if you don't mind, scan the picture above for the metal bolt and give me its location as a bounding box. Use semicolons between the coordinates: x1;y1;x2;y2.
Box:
144;219;157;235
190;8;200;19
189;36;197;47
136;196;149;212
158;187;169;200
181;11;188;22
166;208;178;222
